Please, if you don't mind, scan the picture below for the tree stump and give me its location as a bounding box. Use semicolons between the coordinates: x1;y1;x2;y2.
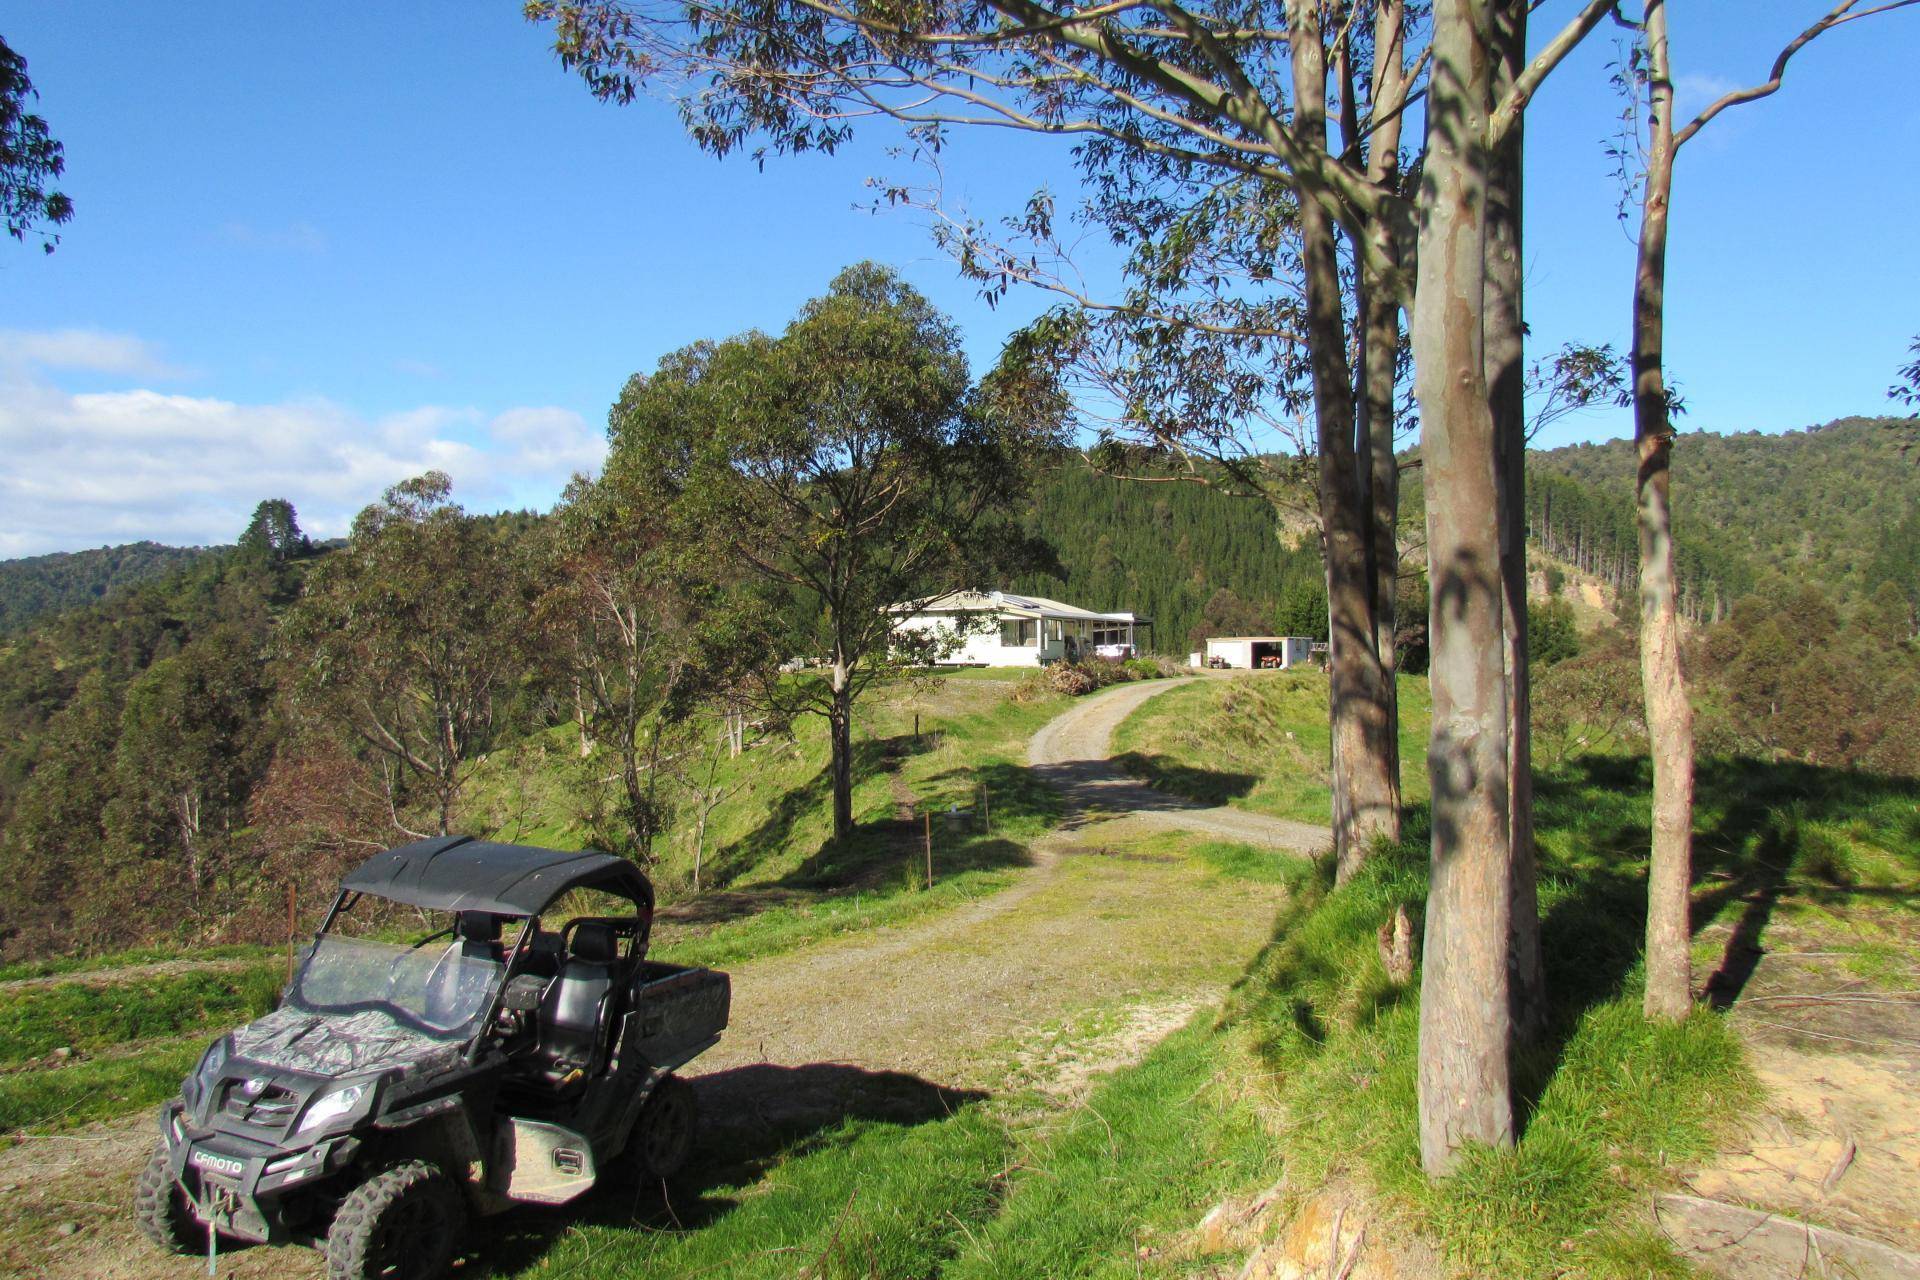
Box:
1377;905;1415;986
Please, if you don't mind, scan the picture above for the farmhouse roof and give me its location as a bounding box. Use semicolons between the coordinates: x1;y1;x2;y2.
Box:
891;589;1147;623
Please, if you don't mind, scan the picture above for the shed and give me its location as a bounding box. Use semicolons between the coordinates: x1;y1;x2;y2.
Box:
1202;636;1315;670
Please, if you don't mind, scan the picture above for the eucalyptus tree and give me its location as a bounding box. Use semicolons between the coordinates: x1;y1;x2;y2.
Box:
607;264;1062;844
109;625;275;915
1621;0;1918;1023
0;34;72;252
533;470;778;862
285;473;529;839
533;0;1615;1174
1893;335;1920;409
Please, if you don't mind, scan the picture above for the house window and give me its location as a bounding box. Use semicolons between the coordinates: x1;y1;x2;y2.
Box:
1000;618;1037;647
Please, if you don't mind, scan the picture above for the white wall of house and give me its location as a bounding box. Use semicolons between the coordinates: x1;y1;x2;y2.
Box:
893;613;1054;666
894;602;1143;666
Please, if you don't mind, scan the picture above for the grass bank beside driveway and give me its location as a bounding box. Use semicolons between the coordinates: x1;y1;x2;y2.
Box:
1111;671;1431;827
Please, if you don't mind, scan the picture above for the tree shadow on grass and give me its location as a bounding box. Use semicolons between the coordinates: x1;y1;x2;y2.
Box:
674;740;1043;922
1106;751;1261;807
470;1062;988;1275
1513;752;1920;1127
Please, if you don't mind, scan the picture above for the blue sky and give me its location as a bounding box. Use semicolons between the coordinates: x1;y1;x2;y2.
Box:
3;2;1915;555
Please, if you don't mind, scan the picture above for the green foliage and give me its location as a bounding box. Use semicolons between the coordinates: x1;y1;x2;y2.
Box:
1522;416;1920;616
0;541;216;634
607;263;1065;839
1695;579;1920;774
285;472;534;836
0;35;73;252
1007;464;1322;654
236;498;310;565
1527;597;1580;667
531;471;780;861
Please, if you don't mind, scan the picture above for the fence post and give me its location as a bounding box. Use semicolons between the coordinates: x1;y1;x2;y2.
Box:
924;811;933;890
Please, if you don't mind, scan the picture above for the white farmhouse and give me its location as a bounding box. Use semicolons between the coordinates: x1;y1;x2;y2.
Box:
889;590;1150;666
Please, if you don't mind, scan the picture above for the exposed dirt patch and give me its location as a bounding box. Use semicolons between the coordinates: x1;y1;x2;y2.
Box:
1670;931;1920;1276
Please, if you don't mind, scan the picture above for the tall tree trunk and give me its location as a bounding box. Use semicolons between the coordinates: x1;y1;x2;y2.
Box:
828;667;855;843
1634;0;1696;1024
1487;0;1546;1044
1359;260;1404;846
1413;0;1515;1176
1288;0;1400;883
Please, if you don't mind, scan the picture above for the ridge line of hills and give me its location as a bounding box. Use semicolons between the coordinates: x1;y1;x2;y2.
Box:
2;415;1914;647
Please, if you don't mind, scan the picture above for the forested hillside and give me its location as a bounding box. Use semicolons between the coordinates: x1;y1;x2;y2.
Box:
1013;463;1323;651
1;418;1914;962
1522;416;1919;620
0;542;218;634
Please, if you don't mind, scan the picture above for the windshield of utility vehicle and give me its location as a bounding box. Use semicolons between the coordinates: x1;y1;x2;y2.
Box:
290;935;504;1035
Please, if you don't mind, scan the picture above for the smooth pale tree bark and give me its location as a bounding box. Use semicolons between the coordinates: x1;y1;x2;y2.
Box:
1353;0;1413;876
1632;0;1695;1024
1626;0;1920;1021
1487;0;1546;1043
1414;0;1515;1175
1286;0;1401;883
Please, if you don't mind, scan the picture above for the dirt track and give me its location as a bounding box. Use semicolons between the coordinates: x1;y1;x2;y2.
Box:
0;681;1315;1279
1029;676;1332;854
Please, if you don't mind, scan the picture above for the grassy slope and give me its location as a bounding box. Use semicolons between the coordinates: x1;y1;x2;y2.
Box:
461;673;1068;971
1111;671;1430;826
1082;675;1919;1272
0;964;284;1134
0;675;1068;1138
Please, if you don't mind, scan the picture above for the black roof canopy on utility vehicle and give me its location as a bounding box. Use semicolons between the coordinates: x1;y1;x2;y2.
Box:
340;835;654;917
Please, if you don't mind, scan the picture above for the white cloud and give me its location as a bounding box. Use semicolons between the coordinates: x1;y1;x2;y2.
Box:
221;220;328;253
0;328;183;379
1673;73;1741;129
0;334;606;557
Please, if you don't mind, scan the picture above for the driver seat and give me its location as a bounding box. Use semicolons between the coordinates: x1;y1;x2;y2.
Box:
536;922;619;1082
422;912;503;1025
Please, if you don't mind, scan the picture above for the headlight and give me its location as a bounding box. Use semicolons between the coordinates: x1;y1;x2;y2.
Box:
184;1037;231;1106
295;1083;367;1136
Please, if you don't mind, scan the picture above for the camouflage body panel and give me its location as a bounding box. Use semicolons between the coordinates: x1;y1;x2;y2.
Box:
230;1005;464;1078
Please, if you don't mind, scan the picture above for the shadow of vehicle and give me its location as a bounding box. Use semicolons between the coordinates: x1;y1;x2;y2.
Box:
469;1061;987;1273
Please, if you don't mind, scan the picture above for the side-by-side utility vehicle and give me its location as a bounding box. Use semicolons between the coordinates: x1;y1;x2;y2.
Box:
134;836;730;1280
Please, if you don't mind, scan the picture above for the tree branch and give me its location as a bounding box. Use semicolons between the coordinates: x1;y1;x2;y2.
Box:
1673;0;1920;149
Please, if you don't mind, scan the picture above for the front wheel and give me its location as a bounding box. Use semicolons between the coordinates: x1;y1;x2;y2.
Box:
631;1075;697;1179
324;1160;465;1280
134;1143;207;1255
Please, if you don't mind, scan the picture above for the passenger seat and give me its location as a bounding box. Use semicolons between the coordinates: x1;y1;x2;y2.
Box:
536;922;619;1082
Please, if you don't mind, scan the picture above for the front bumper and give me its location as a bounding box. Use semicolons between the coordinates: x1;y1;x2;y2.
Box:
160;1103;359;1243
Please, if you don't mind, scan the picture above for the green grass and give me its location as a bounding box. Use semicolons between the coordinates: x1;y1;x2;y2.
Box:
499;1107;1013;1279
945;1022;1280;1278
0;1037;204;1136
1220;821;1749;1276
0;964;283;1066
0;942;272;984
1111;672;1432;826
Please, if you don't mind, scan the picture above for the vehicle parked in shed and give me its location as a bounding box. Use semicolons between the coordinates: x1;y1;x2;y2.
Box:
134;835;730;1280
